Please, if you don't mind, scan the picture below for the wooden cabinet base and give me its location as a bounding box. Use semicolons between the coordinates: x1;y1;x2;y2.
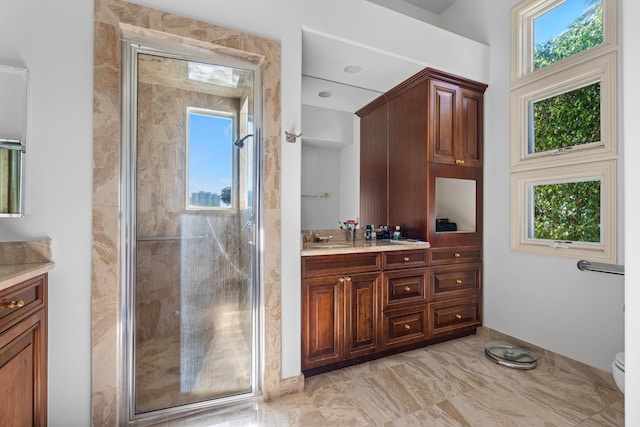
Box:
302;328;477;377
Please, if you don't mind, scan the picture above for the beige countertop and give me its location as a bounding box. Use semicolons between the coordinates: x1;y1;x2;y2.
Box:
0;239;55;293
301;239;430;256
0;262;55;293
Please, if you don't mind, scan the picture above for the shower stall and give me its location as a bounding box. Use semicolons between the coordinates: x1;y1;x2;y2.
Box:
120;35;262;424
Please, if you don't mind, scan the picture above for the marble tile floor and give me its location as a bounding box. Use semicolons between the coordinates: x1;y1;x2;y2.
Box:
151;331;624;426
137;307;252;414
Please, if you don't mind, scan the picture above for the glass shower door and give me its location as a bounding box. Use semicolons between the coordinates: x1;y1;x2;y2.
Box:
124;42;261;421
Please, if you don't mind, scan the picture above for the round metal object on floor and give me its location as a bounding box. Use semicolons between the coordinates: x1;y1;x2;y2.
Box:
485;341;538;370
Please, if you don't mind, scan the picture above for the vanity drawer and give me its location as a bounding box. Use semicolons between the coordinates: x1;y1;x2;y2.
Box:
429;262;481;300
429;247;481;265
382;305;428;349
383;249;429;270
382;268;428;310
302;252;381;278
428;296;481;337
0;274;47;332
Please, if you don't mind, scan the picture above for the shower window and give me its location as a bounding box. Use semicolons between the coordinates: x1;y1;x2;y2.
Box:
186;107;236;210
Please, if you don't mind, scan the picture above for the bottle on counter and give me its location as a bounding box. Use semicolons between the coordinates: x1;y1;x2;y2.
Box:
393;225;401;240
365;224;372;240
382;226;390;240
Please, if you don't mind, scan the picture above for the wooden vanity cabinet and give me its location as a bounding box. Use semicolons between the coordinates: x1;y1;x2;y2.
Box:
302;248;481;375
0;273;48;427
302;253;382;371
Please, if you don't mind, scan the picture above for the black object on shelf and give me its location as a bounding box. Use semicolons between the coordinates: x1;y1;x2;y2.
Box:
436;218;457;232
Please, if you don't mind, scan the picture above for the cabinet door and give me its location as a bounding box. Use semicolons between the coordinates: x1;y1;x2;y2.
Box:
381;305;428;349
428;295;481;337
429;79;458;165
344;272;380;359
302;277;343;370
0;310;47;427
458;88;483;167
382;268;428;310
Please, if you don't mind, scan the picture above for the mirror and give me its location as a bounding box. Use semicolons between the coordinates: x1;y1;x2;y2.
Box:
300;30;423;230
0;64;28;217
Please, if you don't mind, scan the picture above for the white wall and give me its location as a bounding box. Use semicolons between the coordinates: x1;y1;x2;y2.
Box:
442;0;626;373
0;1;94;426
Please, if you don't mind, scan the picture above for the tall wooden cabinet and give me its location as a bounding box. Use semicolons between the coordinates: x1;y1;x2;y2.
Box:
355;67;487;246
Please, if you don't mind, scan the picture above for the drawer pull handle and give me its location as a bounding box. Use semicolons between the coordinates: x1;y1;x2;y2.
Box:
455;279;463;285
455;314;462;319
454;252;461;258
404;286;411;292
404;324;411;330
403;256;410;262
8;300;25;309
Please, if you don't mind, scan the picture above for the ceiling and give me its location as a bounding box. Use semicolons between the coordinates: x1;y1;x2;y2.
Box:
403;0;458;15
301;0;459;113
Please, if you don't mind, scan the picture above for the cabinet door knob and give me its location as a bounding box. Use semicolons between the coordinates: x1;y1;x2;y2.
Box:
345;276;352;282
460;160;465;165
455;279;463;285
454;252;461;258
404;324;411;330
455;313;462;319
403;256;410;262
404;286;411;292
339;277;345;283
7;300;25;309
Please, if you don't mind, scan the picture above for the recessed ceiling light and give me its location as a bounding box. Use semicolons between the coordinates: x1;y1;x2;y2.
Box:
344;64;362;74
318;91;334;98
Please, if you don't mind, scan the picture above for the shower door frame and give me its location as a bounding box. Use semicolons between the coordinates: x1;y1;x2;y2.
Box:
119;34;264;425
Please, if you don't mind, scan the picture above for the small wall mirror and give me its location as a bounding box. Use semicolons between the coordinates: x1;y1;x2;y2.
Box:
0;64;28;217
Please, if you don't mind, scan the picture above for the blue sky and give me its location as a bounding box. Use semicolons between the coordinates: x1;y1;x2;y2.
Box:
188;112;232;197
534;0;597;45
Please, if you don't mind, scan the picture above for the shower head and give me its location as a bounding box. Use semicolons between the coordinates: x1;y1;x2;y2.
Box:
233;134;253;148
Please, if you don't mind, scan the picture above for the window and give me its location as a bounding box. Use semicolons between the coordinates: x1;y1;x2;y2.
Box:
510;0;618;262
511;0;616;83
186;107;236;210
510;52;616;169
511;160;616;260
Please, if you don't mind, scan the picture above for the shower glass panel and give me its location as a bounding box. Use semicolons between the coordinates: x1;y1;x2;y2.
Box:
122;40;261;422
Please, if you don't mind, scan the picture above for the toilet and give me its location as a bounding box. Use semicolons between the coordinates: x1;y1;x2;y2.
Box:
612;352;625;393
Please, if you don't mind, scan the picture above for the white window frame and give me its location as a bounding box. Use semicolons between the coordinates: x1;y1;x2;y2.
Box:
511;0;617;86
510;0;618;262
511;160;616;262
511;52;617;171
